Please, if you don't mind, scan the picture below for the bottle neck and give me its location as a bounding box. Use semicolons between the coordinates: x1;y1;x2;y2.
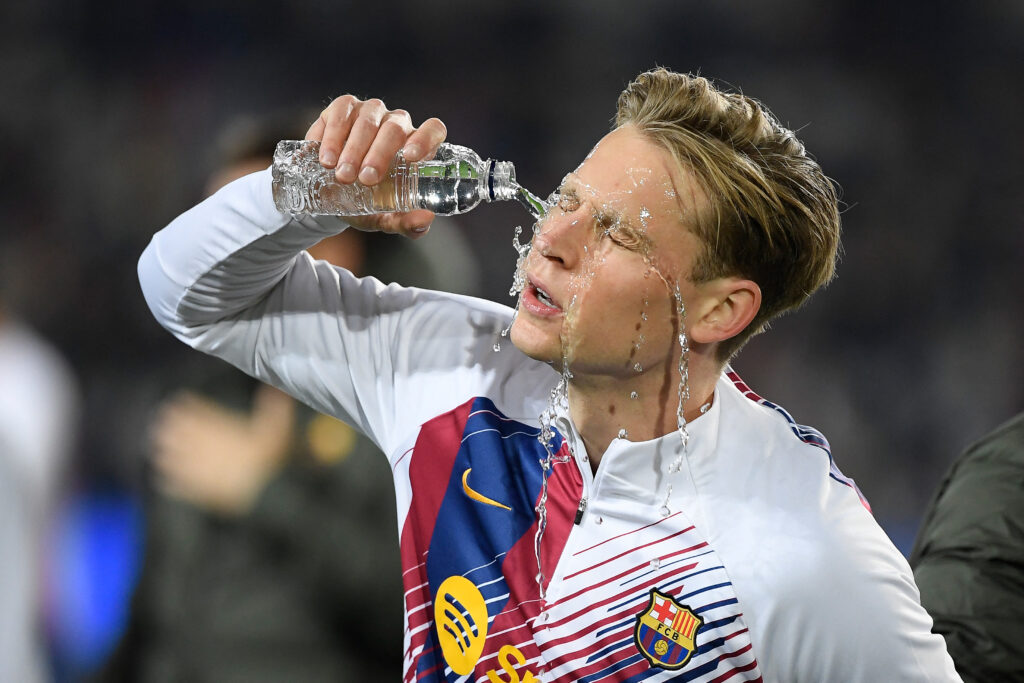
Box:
486;160;517;202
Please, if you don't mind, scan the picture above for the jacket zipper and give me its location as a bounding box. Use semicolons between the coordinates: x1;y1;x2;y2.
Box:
573;496;588;525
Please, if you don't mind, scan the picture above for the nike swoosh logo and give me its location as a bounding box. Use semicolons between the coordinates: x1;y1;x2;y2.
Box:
462;468;512;511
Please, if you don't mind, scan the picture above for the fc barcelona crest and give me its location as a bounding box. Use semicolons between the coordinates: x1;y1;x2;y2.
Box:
634;588;703;670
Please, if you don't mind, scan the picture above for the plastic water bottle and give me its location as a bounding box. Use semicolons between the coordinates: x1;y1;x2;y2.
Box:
271;140;522;216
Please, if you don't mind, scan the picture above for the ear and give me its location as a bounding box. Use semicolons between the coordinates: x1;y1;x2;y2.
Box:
688;278;762;345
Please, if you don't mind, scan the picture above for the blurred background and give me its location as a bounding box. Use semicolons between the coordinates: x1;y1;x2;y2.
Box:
1;0;1021;679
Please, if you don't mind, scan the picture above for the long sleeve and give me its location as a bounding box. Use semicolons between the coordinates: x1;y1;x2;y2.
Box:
138;169;520;458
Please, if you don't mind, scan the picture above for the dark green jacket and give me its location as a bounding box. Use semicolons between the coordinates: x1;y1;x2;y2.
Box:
910;412;1024;683
94;399;403;683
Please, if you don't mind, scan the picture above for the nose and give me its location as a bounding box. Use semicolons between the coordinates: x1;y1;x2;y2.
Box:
533;208;589;269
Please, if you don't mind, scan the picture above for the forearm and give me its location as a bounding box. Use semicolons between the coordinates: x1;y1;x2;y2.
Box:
138;168;344;347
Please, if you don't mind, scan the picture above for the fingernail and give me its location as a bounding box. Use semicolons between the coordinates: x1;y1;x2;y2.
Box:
412;226;429;234
320;149;337;166
403;144;422;160
338;162;356;179
358;166;379;184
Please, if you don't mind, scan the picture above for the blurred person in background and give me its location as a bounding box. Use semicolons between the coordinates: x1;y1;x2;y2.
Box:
911;412;1024;683
0;250;79;682
96;114;479;682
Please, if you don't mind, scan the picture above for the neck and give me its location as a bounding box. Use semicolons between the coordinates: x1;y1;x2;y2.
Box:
567;348;721;471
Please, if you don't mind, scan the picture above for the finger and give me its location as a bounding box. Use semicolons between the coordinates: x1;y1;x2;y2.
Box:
304;114;326;143
318;96;358;167
373;210;435;238
359;109;414;186
402;117;448;162
400;209;436;238
337;98;387;183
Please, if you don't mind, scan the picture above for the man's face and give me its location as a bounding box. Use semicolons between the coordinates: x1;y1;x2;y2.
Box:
510;125;709;380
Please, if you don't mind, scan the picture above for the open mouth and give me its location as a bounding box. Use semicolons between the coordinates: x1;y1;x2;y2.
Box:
522;276;563;317
535;285;558;310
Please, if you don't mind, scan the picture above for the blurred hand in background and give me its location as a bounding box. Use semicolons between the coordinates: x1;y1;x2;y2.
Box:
150;385;295;515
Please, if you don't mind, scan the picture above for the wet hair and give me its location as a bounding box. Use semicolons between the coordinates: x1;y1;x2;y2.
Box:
616;68;841;362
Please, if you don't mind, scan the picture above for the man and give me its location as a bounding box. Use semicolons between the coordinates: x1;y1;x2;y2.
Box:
139;69;959;681
911;412;1024;682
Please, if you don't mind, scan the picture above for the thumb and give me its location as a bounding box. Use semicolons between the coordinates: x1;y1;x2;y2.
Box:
365;209;435;239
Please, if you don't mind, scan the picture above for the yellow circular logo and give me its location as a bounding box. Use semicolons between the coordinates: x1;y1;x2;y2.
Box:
434;576;489;675
306;414;357;464
654;639;669;656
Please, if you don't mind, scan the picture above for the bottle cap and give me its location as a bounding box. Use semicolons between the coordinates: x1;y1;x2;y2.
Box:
488;161;517;201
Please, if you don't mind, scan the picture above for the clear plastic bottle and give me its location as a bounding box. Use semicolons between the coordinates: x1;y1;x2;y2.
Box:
271;139;520;216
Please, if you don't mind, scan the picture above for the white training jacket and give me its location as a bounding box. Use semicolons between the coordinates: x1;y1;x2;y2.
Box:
139;169;961;683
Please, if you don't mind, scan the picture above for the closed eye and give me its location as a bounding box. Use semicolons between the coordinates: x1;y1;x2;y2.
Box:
606;226;644;250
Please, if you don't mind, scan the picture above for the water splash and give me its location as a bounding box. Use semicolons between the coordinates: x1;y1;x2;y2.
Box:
493;305;519;353
509;225;532;297
617;428;628;439
493;224;533;353
668;284;690;475
514;183;549;220
533;358;573;599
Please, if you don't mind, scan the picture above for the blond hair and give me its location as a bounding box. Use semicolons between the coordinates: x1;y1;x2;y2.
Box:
616;68;841;361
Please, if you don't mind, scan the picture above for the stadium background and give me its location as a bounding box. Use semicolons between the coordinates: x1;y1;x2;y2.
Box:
1;0;1021;676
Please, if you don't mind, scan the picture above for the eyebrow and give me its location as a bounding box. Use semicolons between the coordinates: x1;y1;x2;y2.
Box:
561;178;624;229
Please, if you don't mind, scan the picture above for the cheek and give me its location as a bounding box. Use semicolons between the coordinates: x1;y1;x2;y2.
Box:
574;270;657;336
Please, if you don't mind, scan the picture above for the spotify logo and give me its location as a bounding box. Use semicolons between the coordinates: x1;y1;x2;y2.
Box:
435;576;489;675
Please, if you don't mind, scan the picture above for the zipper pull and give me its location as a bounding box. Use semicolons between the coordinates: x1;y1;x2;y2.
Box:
573;497;588;525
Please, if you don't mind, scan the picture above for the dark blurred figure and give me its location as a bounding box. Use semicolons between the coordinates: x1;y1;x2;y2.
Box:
95;113;478;683
0;263;79;682
911;412;1024;683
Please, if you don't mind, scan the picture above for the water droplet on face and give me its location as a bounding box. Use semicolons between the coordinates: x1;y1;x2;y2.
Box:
633;362;643;372
630;391;639;400
639;207;651;221
617;428;628;439
671;284;690;472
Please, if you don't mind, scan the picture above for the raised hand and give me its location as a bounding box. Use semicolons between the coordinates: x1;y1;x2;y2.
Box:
305;95;447;237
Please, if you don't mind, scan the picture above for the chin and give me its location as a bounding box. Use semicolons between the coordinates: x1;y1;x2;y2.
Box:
509;318;560;364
